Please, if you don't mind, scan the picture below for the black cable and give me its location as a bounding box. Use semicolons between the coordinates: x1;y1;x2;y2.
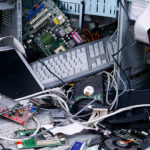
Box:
0;143;12;150
27;49;65;86
0;143;5;149
112;54;131;90
111;0;134;90
119;0;130;22
29;99;98;139
38;59;65;85
112;44;127;57
41;127;54;137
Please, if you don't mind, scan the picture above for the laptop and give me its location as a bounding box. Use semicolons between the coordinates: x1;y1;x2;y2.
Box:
0;47;43;99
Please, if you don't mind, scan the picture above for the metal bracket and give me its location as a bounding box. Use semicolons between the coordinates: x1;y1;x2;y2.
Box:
56;0;118;18
56;0;118;29
0;1;15;10
17;0;22;42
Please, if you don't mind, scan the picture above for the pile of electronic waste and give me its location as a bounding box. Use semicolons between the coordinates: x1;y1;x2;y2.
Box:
0;0;150;150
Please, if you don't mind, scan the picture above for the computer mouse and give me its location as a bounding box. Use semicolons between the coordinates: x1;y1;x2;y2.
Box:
71;98;103;120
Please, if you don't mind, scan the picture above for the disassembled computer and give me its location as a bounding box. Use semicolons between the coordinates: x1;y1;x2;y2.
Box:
0;0;150;150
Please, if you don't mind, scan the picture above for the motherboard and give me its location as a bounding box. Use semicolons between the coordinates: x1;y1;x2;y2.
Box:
23;0;83;58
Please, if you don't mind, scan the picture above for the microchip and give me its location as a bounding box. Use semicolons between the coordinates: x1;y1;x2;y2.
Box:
65;26;73;34
40;32;53;46
59;29;66;37
68;39;76;47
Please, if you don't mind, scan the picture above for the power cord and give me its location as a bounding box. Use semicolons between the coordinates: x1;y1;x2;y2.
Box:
81;104;150;125
38;59;65;85
15;87;67;101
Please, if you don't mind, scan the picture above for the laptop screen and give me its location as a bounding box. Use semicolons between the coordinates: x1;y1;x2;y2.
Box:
0;49;42;99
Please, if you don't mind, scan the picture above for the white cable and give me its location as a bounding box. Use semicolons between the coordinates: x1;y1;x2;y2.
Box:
15;87;67;101
112;69;127;96
109;73;118;110
115;70;126;96
66;87;74;98
5;100;150;141
36;93;81;125
0;116;40;141
36;94;70;113
81;104;150;125
104;72;111;106
99;71;119;110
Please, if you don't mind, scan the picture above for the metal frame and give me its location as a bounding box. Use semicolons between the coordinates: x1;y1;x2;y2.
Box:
16;0;22;42
117;0;150;89
56;0;118;29
0;0;22;42
56;0;118;18
0;1;15;10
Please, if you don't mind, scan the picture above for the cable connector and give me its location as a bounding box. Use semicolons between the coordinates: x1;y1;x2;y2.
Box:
88;108;108;127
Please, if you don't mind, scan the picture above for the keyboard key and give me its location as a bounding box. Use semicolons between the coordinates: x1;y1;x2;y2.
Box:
81;47;86;53
112;41;117;53
89;45;95;58
99;41;105;55
102;59;107;64
81;64;89;71
66;52;71;58
59;55;64;60
54;57;59;62
71;51;76;57
75;68;81;74
92;63;97;68
107;43;113;54
96;58;102;66
94;43;100;56
76;49;81;54
99;41;103;47
37;62;42;67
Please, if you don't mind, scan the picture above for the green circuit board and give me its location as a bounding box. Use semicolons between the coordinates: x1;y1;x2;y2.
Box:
23;0;83;58
14;129;65;149
114;129;148;147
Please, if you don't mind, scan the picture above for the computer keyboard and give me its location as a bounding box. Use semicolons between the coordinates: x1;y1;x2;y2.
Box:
31;38;117;88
